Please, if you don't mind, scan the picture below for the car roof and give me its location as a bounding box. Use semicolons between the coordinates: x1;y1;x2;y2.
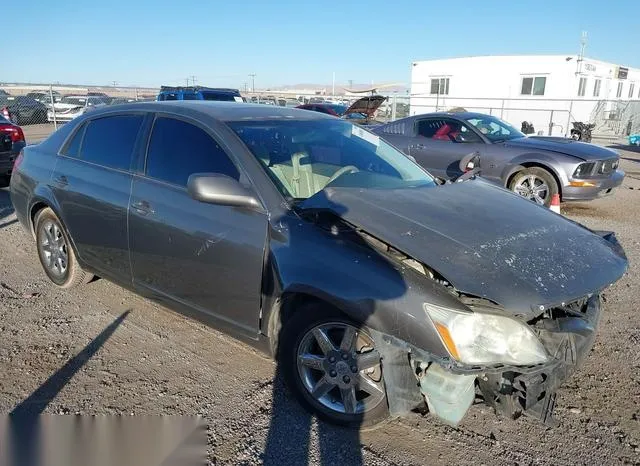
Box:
79;101;336;122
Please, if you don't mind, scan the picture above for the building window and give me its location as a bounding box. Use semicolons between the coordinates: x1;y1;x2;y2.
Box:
629;83;635;99
430;78;449;95
577;77;587;97
617;82;623;98
521;76;546;96
593;79;601;97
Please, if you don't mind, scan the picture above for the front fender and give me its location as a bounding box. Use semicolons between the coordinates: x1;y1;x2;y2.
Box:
263;218;467;358
500;151;580;187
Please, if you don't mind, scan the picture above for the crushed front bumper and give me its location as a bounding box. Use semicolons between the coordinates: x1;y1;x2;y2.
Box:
372;294;604;427
476;294;602;426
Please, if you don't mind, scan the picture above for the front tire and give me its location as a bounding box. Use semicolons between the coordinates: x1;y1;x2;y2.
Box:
278;303;389;428
34;208;93;288
509;167;559;207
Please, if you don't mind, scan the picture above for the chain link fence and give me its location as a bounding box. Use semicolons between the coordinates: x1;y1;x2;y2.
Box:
409;95;640;140
0;84;158;130
0;83;411;133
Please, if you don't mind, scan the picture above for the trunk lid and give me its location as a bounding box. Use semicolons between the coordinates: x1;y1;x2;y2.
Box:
343;95;387;118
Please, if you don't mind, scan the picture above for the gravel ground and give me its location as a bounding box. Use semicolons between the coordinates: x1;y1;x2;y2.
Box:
1;144;640;465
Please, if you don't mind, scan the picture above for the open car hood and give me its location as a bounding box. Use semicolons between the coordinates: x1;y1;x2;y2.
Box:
504;136;618;161
343;95;387;118
299;180;627;318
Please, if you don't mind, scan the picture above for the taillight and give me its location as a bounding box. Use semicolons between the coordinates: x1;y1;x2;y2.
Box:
0;123;25;143
13;149;24;170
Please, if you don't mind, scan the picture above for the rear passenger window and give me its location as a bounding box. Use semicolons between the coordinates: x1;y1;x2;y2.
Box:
61;123;86;157
182;93;197;100
80;115;143;171
146;117;240;187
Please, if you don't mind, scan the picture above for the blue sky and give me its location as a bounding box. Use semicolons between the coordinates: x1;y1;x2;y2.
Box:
5;0;640;89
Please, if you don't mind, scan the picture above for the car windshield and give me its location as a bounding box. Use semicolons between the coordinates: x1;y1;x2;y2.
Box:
229;119;436;199
465;115;525;142
60;97;87;106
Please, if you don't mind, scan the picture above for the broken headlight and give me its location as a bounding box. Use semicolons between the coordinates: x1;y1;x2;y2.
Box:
424;303;549;366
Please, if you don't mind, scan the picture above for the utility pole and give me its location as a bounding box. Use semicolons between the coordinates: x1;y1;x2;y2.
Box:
112;81;117;87
348;79;353;89
332;72;336;96
249;74;257;93
190;75;197;87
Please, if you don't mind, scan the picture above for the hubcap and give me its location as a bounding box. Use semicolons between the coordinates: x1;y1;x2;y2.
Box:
39;219;68;277
297;323;385;415
513;174;549;205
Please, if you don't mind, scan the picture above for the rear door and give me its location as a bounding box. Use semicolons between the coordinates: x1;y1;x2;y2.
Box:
51;113;145;280
409;117;484;179
128;115;267;336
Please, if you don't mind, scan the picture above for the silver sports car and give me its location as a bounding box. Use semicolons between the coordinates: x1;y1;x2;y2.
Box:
374;112;624;206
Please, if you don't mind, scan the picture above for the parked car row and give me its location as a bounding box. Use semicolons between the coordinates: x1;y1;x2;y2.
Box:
7;101;628;431
0;88;155;125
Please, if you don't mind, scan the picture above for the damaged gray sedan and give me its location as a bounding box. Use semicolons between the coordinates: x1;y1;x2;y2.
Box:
10;102;627;428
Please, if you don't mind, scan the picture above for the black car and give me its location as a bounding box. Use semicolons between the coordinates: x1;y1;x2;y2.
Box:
0;115;25;186
0;96;48;125
10;102;627;428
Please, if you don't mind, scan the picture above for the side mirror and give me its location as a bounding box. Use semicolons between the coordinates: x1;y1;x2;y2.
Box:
459;152;480;173
187;174;261;209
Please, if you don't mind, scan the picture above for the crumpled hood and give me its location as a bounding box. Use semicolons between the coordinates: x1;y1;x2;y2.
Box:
300;180;627;317
504;136;618;161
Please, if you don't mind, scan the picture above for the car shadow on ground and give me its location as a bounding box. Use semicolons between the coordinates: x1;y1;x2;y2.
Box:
608;144;640;156
7;311;130;465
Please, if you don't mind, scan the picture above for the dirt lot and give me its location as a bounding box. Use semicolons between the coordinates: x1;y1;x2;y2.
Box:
1;143;640;465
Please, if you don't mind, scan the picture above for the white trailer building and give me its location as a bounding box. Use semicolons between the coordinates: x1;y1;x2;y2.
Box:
410;55;640;138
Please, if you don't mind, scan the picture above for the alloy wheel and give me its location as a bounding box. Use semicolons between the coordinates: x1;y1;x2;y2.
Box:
296;322;385;415
513;174;549;205
39;219;68;278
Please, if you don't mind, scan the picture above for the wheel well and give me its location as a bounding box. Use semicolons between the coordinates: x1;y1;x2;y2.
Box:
267;292;344;356
507;162;562;198
29;202;49;238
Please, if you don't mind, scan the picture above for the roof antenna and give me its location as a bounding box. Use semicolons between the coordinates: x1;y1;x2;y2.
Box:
576;31;587;75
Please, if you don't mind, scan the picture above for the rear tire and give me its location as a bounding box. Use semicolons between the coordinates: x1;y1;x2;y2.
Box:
278;303;389;428
509;167;559;207
34;208;93;288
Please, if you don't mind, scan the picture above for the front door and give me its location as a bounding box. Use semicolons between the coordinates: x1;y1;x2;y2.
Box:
409;117;485;180
128;115;267;336
50;113;144;280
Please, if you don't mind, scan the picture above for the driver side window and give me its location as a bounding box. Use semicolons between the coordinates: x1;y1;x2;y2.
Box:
417;118;481;143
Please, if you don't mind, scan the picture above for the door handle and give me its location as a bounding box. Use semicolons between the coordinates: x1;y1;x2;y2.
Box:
130;200;154;215
53;175;68;187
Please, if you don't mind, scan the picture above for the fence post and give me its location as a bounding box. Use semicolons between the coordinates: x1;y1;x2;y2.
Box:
548;110;554;136
565;100;574;137
49;84;57;131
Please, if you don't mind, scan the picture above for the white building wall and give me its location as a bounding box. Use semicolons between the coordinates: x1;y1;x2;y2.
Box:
410;55;640;137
